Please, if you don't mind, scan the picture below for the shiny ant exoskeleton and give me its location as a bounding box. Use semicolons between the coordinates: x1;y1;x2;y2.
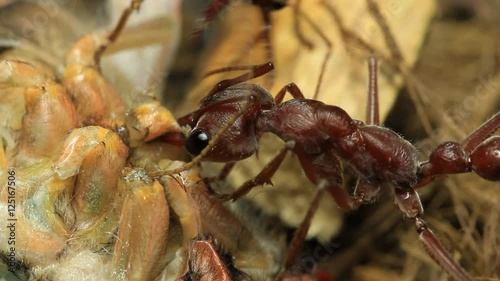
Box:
152;57;500;280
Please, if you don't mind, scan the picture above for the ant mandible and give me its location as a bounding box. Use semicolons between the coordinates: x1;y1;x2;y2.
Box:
152;57;499;280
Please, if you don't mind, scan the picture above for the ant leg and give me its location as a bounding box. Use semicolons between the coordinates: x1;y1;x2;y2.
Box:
393;188;473;281
354;57;381;204
279;186;326;278
215;144;291;201
257;9;275;89
94;0;145;64
366;56;380;125
202;162;237;195
279;148;360;276
215;162;237;182
353;178;381;203
295;148;361;211
274;82;306;103
366;0;437;137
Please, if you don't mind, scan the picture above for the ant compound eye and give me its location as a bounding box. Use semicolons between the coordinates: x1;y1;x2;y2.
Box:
186;130;210;156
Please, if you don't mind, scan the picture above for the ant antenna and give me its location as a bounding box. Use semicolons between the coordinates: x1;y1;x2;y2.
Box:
367;56;379;125
207;62;274;95
202;64;268;79
365;0;436;139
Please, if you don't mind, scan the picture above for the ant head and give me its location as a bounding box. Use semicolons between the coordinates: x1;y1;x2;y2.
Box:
185;84;275;162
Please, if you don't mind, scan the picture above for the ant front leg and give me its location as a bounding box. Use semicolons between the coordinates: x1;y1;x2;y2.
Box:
418;111;500;182
216;143;291;202
353;57;382;203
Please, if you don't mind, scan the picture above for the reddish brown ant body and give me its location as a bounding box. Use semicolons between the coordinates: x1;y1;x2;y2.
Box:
155;58;500;280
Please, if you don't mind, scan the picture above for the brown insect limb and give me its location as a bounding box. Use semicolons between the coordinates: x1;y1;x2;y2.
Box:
203;64;268;79
322;0;436;139
275;185;326;281
416;218;474;281
201;162;238;196
365;0;436;140
215;143;291;202
366;56;379;125
393;188;473;281
94;0;145;65
258;7;275;88
214;162;237;182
